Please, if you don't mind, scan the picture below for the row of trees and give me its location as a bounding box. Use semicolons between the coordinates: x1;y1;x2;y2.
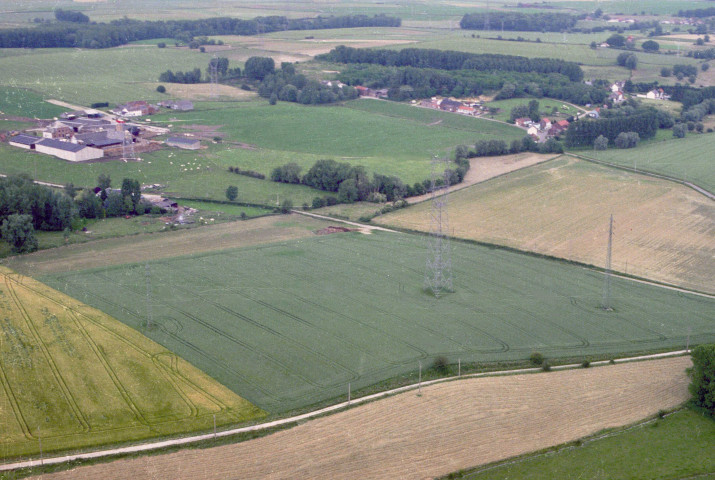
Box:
469;136;563;157
459;12;579;32
0;14;400;49
337;63;606;105
271;159;410;203
565;108;658;147
0;174;155;254
318;46;584;82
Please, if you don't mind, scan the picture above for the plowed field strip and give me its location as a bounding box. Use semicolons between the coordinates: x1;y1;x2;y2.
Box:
41;356;692;480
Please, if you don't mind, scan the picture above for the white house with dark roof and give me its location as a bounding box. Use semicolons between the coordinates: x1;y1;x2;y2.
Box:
9;134;41;149
35;138;104;161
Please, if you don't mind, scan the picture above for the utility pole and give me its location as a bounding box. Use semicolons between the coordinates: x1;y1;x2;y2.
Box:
602;214;614;311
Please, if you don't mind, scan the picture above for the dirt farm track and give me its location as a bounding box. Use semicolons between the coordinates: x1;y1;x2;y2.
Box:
39;356;692;480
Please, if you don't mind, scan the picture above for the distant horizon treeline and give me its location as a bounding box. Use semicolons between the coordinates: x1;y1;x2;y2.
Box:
460;12;579;32
0;14;401;49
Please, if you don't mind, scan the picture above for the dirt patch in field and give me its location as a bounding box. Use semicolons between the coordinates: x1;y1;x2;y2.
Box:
315;226;353;235
157;83;256;101
2;214;330;276
408;152;557;204
41;356;692;480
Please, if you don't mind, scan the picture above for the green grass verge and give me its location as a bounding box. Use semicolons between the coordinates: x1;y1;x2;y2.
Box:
41;231;715;414
452;408;715;480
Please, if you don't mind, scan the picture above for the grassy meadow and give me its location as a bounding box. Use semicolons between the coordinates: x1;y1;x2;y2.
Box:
40;231;715;414
583;133;715;193
0;267;265;459
457;408;715;480
376;156;715;293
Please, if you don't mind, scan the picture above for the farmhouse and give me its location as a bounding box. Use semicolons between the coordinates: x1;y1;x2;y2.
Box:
440;99;463;113
514;117;532;127
457;105;476;115
112;100;158;117
42;121;74;139
8;134;41;149
166;137;201;150
35;138;104;161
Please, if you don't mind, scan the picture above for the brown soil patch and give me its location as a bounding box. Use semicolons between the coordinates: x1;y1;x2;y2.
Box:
41;356;692;480
407;152;556;204
3;214;330;276
315;226;353;235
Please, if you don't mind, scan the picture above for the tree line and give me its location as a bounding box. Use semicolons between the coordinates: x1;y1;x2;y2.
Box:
318;46;583;82
0;14;401;49
565;108;658;147
0;174;161;254
676;7;715;18
459;12;579;32
336;64;606;105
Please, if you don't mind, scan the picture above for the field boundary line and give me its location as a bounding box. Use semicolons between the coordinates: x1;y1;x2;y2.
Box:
569;152;715;201
290;210;400;232
0;349;691;472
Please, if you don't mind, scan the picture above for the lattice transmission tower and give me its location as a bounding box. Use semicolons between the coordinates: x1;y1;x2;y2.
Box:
121;124;136;162
424;156;453;297
601;214;614;311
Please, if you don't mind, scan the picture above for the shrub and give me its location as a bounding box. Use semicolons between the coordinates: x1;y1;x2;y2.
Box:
688;344;715;415
157;42;166;48
581;359;591;368
156;85;166;93
542;361;552;372
225;185;238;201
593;135;608;150
661;67;671;77
311;197;326;209
432;356;449;374
530;352;544;365
673;123;687;138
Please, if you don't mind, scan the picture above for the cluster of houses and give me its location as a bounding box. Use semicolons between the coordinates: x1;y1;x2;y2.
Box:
515;117;570;142
6;99;199;161
608;81;670;104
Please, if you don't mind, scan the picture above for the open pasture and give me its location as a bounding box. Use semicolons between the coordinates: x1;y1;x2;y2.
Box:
0;267;264;459
41;230;714;414
38;356;695;480
584;133;715;194
377;156;715;293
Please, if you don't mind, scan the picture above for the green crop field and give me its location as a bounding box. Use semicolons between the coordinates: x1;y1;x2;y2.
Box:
582;133;715;193
0;267;264;459
459;408;715;480
41;231;715;414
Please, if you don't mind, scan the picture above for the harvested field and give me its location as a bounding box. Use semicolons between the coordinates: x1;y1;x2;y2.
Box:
408;152;557;204
39;356;693;480
3;214;330;276
377;156;715;293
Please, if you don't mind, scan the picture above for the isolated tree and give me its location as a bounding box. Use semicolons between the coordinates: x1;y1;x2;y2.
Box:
702;63;710;72
156;85;166;93
661;67;672;77
121;178;141;213
225;185;238;201
641;40;659;52
593;135;609;150
1;214;38;253
689;344;715;415
528;99;540;122
606;34;626;47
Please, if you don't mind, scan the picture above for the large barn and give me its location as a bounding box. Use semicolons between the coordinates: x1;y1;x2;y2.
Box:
35;138;104;161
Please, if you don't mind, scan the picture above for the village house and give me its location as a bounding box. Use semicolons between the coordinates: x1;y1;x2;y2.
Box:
539;117;552;130
35;138;104;161
646;88;668;100
112;100;158;117
42;121;74;139
457;105;476;115
439;99;463;113
514;117;532;128
527;125;539;137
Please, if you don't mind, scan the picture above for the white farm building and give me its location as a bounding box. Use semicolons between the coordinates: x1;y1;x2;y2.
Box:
35;138;104;161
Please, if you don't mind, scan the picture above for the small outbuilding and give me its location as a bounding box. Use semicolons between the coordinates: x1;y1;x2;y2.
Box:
166;137;201;150
9;134;41;149
35;138;104;161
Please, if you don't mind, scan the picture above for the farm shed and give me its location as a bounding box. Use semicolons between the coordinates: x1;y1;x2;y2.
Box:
166;137;201;150
35;138;104;161
160;100;194;111
8;134;41;149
